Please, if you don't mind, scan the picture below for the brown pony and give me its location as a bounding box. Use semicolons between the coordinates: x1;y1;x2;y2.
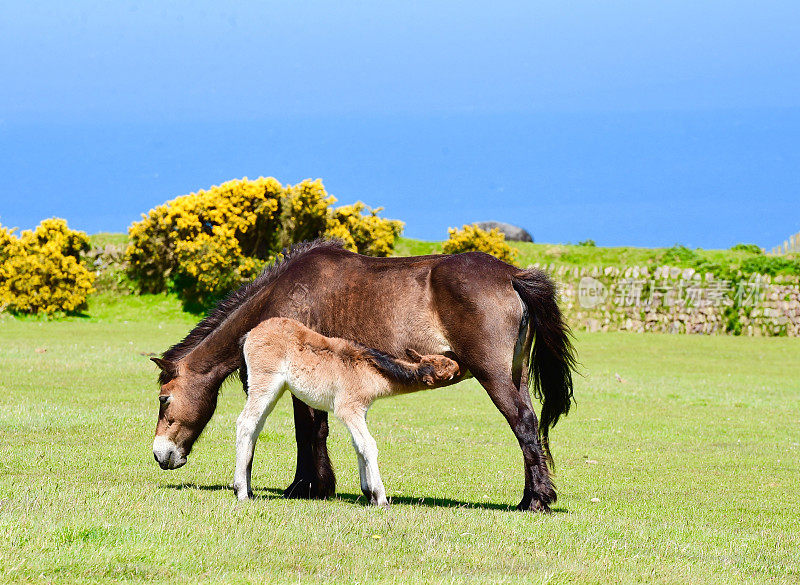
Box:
152;240;575;512
233;317;461;504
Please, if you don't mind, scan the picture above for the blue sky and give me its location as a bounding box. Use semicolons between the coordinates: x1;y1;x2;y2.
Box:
1;1;798;246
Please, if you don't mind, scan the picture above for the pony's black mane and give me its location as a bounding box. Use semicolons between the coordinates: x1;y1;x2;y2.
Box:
158;239;344;384
361;346;433;386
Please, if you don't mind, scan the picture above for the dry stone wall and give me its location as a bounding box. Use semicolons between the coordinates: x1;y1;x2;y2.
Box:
534;263;800;337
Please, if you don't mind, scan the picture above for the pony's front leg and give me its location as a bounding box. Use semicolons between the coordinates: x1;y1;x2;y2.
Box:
338;408;388;507
233;375;286;501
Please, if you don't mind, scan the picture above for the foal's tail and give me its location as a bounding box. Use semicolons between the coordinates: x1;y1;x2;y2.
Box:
511;269;577;465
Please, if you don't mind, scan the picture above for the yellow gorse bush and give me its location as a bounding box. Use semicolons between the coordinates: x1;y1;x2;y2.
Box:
282;179;337;247
0;218;95;315
126;177;403;308
126;176;283;299
442;224;519;265
327;202;404;257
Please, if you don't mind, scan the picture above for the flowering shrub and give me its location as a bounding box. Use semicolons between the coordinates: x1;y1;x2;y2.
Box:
126;177;283;299
0;225;18;298
126;177;403;308
281;179;337;247
442;224;519;265
326;202;404;257
0;218;95;315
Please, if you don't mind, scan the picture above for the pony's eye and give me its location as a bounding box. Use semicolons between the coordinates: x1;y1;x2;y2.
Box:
159;394;173;405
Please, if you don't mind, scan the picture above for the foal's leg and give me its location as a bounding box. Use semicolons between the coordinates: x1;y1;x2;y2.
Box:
233;375;286;501
349;430;370;497
337;408;388;506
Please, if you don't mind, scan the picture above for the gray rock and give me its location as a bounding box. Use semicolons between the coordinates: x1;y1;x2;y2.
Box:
474;221;533;242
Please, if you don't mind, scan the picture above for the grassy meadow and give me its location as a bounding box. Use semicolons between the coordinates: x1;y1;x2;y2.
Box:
392;237;799;274
1;293;799;584
93;233;800;277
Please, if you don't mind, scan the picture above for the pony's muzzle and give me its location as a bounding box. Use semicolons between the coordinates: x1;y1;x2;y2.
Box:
153;436;187;470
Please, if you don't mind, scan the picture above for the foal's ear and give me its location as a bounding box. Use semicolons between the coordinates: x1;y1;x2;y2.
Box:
150;357;173;372
405;348;424;363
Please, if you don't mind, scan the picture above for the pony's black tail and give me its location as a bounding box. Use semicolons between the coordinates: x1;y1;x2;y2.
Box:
511;269;576;466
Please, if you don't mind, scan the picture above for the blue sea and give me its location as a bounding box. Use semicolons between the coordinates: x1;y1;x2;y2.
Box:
1;109;798;248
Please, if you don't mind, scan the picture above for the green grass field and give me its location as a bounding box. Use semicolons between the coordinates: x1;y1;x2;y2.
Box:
1;295;799;584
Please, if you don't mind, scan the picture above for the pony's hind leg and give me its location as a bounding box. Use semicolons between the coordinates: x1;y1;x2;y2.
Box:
233;374;286;501
476;370;555;512
337;408;388;506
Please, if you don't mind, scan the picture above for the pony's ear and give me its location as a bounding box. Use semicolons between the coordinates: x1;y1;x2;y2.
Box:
405;348;424;363
150;357;173;372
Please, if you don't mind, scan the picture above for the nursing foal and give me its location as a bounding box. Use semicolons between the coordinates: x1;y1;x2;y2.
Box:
234;317;461;505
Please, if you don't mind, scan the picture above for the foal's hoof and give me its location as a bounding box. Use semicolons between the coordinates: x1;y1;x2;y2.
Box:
363;490;389;507
232;483;253;501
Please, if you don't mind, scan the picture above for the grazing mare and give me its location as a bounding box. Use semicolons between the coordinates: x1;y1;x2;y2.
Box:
152;239;575;512
234;317;462;504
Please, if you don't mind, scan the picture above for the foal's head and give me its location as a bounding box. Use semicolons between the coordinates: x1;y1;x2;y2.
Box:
151;358;218;470
405;349;461;386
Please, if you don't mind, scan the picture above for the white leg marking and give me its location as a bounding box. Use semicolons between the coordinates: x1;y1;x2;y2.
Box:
339;410;388;506
233;375;286;501
355;451;369;496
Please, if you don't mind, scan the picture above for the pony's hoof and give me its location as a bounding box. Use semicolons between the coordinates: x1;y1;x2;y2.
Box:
520;500;551;514
517;493;554;513
283;479;313;499
284;478;334;500
314;482;336;500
